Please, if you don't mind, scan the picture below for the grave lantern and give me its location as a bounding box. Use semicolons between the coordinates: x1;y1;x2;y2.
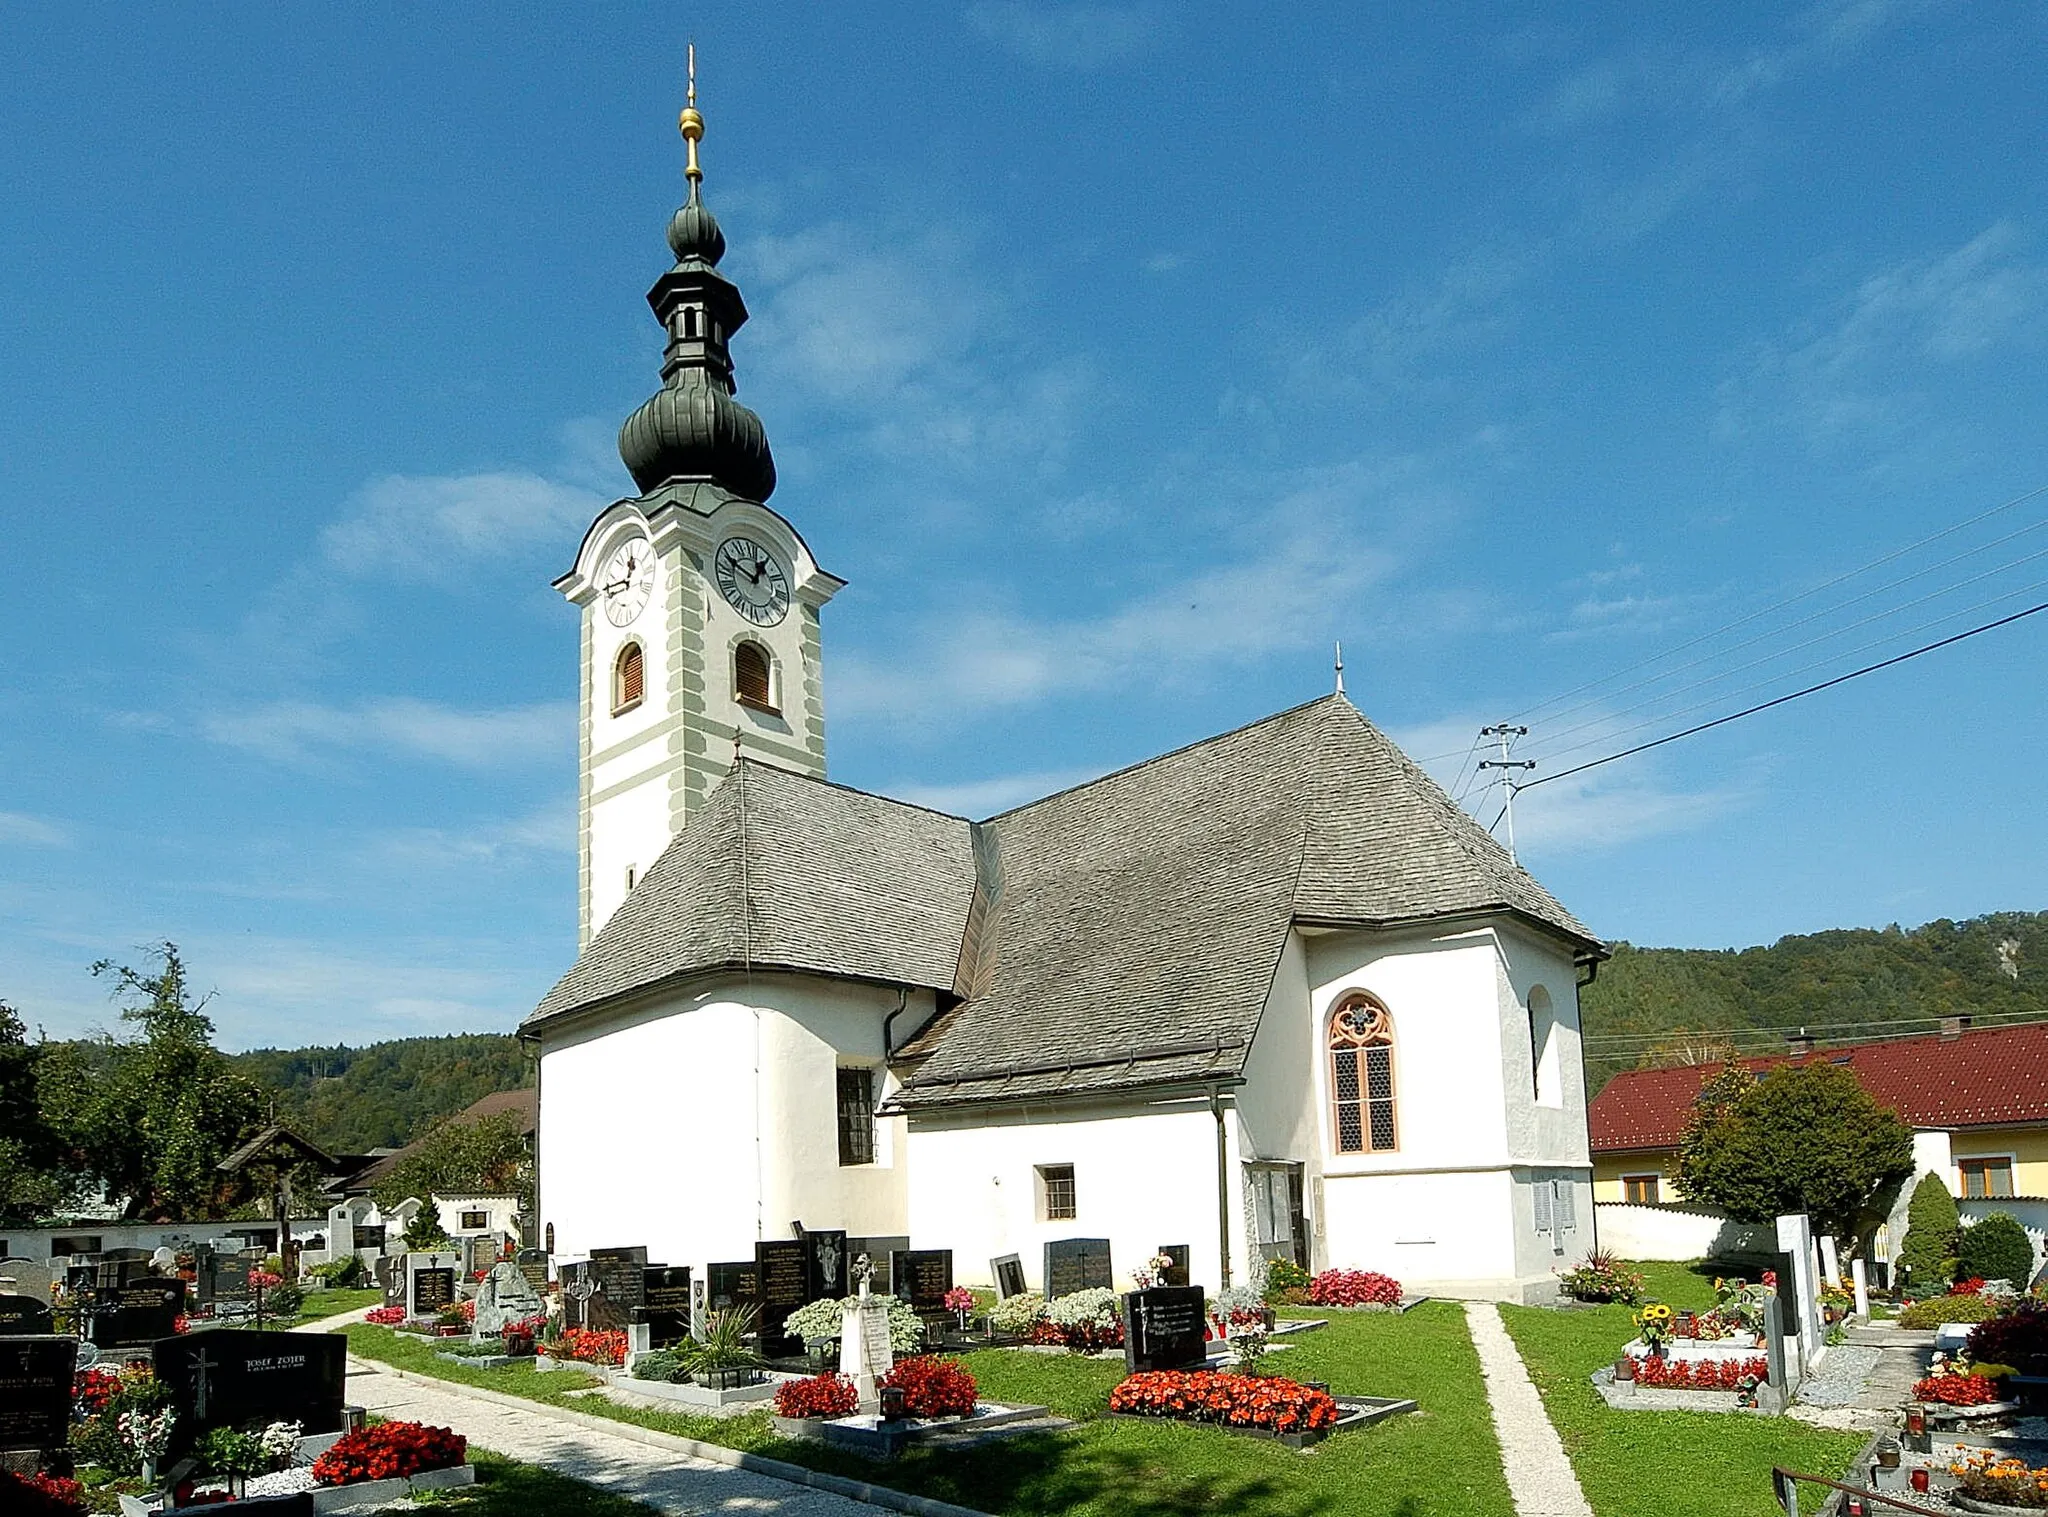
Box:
880;1384;909;1421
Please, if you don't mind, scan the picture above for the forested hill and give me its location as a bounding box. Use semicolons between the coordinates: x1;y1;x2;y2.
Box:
1580;910;2048;1096
232;1033;527;1154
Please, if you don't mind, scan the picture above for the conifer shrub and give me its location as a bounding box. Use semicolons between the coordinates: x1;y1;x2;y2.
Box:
1958;1212;2037;1290
1897;1172;1960;1294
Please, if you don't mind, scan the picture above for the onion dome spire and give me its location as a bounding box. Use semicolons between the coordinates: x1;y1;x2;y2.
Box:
618;45;777;501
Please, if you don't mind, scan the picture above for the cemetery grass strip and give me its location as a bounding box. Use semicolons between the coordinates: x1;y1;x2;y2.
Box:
254;1287;383;1330
343;1301;1516;1517
426;1447;662;1517
1498;1262;1868;1517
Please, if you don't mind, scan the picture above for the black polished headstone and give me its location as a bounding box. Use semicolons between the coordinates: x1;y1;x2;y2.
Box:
706;1261;757;1313
210;1253;253;1307
991;1254;1026;1299
890;1250;954;1312
755;1240;809;1356
1159;1245;1191;1289
0;1294;53;1336
94;1279;186;1347
410;1266;456;1317
0;1335;76;1452
803;1231;849;1301
155;1330;346;1464
1122;1286;1208;1373
1043;1238;1112;1298
585;1247;646;1332
640;1266;693;1348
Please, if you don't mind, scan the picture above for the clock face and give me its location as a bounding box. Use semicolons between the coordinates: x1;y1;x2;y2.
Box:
713;536;791;626
600;536;655;627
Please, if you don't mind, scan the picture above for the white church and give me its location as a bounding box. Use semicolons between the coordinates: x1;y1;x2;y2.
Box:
524;101;1605;1304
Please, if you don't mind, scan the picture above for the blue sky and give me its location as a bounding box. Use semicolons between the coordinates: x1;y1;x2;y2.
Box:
5;1;2046;1049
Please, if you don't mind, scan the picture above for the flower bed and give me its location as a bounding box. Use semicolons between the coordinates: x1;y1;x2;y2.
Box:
312;1421;467;1485
880;1356;979;1418
1969;1300;2048;1369
1307;1269;1402;1308
1630;1355;1767;1390
3;1470;84;1515
774;1372;859;1419
1557;1252;1645;1305
550;1327;629;1366
365;1304;406;1326
1109;1370;1339;1437
1948;1449;2048;1509
1914;1371;2004;1407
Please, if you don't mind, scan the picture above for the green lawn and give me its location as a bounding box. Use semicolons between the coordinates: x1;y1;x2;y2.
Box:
220;1286;383;1329
1498;1261;1868;1517
416;1448;659;1517
345;1302;1516;1517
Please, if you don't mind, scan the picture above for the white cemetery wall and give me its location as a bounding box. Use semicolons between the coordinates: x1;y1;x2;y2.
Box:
0;1219;328;1266
537;972;916;1266
432;1195;522;1241
1957;1198;2048;1284
906;1097;1224;1292
1592;1202;1776;1261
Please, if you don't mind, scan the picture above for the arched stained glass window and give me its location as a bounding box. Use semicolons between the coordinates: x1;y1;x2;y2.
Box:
1329;994;1398;1154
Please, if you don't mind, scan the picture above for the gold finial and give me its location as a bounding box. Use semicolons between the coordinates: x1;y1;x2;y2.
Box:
679;42;704;185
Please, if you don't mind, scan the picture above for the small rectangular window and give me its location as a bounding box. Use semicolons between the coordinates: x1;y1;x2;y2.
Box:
837;1067;875;1167
52;1236;102;1256
1038;1163;1077;1221
1623;1174;1661;1205
1960;1157;2014;1198
460;1210;489;1231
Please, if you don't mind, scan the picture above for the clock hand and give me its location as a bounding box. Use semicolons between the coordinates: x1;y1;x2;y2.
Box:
601;578;631;594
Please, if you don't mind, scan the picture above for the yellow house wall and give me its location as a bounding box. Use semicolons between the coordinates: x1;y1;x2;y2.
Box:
1951;1126;2048;1198
1592;1152;1681;1203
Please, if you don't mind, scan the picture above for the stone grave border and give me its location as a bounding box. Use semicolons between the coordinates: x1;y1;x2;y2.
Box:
1107;1393;1416;1450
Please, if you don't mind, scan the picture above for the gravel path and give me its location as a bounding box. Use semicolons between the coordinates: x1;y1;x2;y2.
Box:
343;1356;885;1516
1464;1302;1595;1517
1794;1345;1884;1407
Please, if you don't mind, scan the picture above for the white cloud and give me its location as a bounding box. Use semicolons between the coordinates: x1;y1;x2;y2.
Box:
201;698;572;768
888;767;1104;817
365;803;575;869
1719;224;2048;446
196;936;539;1047
0;812;70;848
965;1;1165;69
321;470;604;584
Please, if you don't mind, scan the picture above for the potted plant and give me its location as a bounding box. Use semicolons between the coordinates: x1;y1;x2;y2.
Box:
1713;1277;1768;1348
944;1286;977;1335
1634;1302;1675;1359
684;1305;763;1390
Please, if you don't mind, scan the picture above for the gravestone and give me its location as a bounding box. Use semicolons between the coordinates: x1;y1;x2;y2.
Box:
584;1247;647;1332
804;1230;849;1301
94;1279;185;1347
0;1336;76;1454
1158;1244;1191;1289
209;1252;254;1311
838;1289;894;1408
640;1267;693;1348
1122;1285;1207;1374
472;1261;546;1337
890;1250;954;1313
376;1254;404;1308
0;1295;54;1336
155;1331;346;1464
0;1260;54;1303
407;1252;459;1318
991;1254;1026;1299
755;1240;810;1357
706;1260;758;1312
1775;1213;1822;1372
1043;1238;1112;1298
515;1248;550;1296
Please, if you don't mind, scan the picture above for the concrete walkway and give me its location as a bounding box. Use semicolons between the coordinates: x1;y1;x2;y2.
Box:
1463;1302;1596;1517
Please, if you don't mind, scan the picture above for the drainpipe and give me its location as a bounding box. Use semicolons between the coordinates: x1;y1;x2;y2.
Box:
881;989;911;1056
1211;1086;1232;1288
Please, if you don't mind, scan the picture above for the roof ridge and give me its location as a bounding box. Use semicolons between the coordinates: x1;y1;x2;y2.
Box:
728;755;975;824
981;693;1351;822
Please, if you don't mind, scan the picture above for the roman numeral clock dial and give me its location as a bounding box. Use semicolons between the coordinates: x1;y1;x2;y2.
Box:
713;535;791;626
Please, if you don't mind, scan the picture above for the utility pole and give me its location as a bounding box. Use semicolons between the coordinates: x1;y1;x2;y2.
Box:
1477;724;1535;861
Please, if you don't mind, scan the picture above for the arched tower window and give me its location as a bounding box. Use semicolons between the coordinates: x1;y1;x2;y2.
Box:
734;640;775;710
1329;993;1398;1154
612;642;644;715
1528;984;1560;1108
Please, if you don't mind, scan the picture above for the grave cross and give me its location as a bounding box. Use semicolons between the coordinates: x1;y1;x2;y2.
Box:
189;1344;219;1423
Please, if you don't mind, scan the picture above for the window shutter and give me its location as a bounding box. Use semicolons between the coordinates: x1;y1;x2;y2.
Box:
1533;1180;1552;1234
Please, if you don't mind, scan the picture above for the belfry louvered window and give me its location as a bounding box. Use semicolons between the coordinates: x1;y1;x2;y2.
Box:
734;641;774;709
1329;994;1398;1154
613;642;644;714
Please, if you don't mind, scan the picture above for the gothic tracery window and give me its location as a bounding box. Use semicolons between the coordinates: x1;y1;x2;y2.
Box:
1329;993;1398;1154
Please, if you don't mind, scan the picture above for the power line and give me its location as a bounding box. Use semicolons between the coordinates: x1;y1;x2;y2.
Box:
1508;480;2048;726
1521;598;2048;791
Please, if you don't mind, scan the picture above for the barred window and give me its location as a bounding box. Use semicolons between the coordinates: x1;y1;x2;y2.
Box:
837;1067;875;1167
613;642;644;714
1329;993;1398;1154
1038;1164;1077;1221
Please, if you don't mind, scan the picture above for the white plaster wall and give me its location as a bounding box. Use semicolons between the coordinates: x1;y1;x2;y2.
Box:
1322;1167;1518;1290
1494;924;1590;1170
906;1098;1230;1292
537;973;912;1271
1881;1132;1957;1258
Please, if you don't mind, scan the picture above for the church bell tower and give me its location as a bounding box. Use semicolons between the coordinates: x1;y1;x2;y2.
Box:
557;56;842;945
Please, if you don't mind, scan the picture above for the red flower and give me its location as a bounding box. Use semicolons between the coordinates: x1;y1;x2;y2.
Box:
312;1422;466;1486
879;1356;979;1418
3;1470;85;1514
365;1305;407;1325
1629;1355;1768;1390
1306;1269;1402;1308
1109;1370;1339;1433
552;1328;629;1366
774;1373;859;1419
1913;1373;2000;1407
